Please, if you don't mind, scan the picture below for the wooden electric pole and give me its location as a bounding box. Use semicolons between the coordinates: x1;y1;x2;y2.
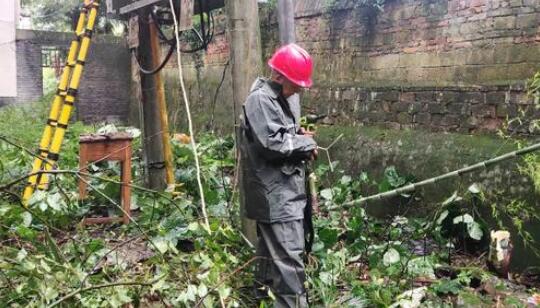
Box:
226;0;263;244
277;0;296;44
137;9;167;190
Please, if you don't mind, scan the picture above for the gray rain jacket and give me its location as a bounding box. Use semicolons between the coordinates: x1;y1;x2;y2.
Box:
239;78;317;223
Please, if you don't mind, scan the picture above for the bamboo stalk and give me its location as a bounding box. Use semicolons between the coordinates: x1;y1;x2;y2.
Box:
343;141;540;207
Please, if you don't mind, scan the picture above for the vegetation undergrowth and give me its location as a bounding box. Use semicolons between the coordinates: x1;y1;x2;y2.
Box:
1;97;539;307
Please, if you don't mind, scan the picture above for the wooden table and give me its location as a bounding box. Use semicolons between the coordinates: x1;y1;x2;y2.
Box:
79;133;133;225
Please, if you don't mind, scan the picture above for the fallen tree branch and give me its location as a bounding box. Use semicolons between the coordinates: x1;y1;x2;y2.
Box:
343;141;540;207
0;169;188;217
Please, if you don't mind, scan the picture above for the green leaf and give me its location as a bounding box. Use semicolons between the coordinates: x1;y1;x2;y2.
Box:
17;248;28;261
384;166;406;188
453;214;474;225
442;191;459;206
340;175;352;185
319;271;333;285
320;188;333;201
407;257;436;279
186;284;197;302
318;227;339;247
197;284;208;297
43;286;59;302
153;237;169;253
436;210;449;225
383;248;400;266
468;222;483;240
218;286;231;299
468;183;481;194
27;190;47;206
22;212;32;227
40;259;51;273
46;193;63;211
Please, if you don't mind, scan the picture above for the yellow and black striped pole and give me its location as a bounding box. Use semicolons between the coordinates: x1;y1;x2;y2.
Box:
23;0;99;204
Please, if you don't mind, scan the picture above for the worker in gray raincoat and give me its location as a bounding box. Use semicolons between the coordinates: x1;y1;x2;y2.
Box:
239;43;317;308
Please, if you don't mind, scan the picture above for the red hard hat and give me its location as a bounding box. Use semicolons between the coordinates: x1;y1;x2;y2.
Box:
268;43;313;88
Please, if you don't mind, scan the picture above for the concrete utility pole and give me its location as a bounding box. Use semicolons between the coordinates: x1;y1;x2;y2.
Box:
226;0;263;244
277;0;296;44
149;16;175;190
137;9;167;190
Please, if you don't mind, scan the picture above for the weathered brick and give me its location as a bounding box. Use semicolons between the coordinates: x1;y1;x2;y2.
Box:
399;92;416;103
438;92;459;103
427;103;447;114
486;92;506;104
397;112;412;124
460;92;484;104
471;104;495;117
414;112;431;124
447;103;471;115
409;102;423;114
493;15;516;29
367;112;385;122
416;91;436;102
431;114;444;125
440;115;461;126
377;91;400;101
478;118;503;131
467;116;480;127
496;103;518;117
516;14;538;29
392;101;410;112
385;122;401;130
342;89;355;100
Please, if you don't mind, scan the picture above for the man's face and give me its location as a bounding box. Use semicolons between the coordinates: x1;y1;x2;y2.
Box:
274;73;303;98
281;78;302;98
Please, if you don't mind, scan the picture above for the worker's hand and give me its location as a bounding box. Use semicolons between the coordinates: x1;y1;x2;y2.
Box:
310;148;318;161
299;127;316;137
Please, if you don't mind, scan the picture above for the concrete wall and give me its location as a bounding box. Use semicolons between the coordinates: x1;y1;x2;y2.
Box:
7;30;131;123
0;0;18;101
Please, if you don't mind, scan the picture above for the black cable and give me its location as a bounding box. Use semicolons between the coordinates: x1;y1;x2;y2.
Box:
179;11;215;53
198;0;207;50
208;59;230;131
133;4;215;74
150;4;214;53
132;41;176;75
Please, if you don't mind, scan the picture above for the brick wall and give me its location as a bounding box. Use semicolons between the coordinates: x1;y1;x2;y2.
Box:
11;30;131;124
289;0;540;133
173;0;540;134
